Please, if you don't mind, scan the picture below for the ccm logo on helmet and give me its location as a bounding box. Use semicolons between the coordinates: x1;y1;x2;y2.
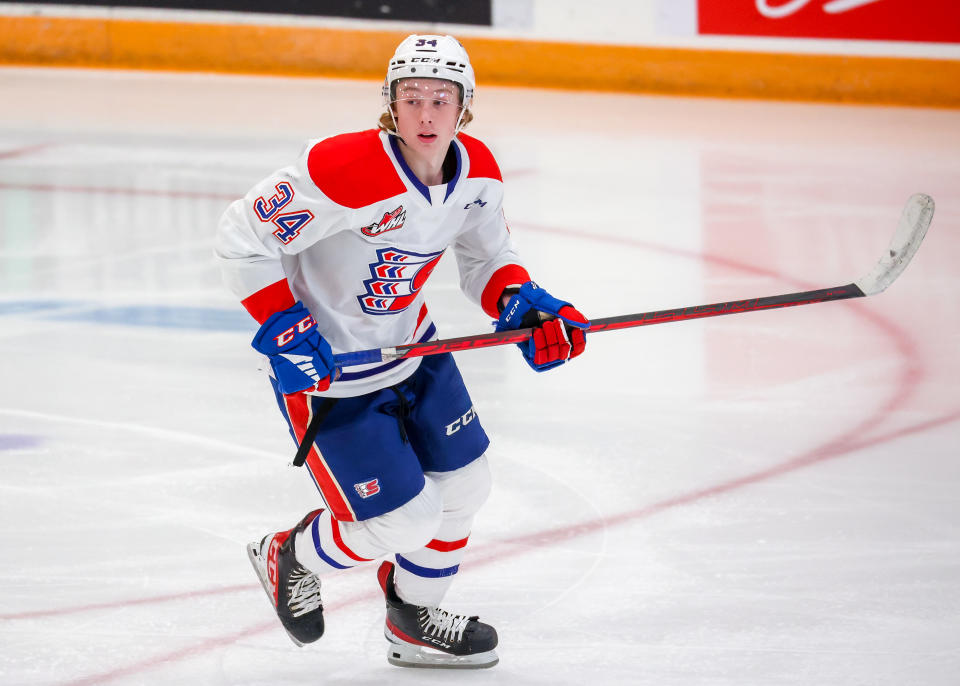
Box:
445;406;476;436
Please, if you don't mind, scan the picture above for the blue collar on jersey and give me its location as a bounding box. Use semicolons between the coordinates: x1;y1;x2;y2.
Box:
389;135;462;205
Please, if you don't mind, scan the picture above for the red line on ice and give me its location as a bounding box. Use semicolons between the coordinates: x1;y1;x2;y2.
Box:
0;584;257;621
0;143;52;160
49;218;955;685
0;181;234;200
56;592;380;686
476;409;960;557
58;620;278;686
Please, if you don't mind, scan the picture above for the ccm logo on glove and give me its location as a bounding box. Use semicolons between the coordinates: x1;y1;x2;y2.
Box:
275;315;317;347
252;302;337;394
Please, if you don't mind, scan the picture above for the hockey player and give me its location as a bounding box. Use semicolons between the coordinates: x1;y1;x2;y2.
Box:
215;34;588;669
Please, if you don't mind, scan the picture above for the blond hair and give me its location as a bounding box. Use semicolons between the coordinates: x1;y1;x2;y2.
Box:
377;108;473;135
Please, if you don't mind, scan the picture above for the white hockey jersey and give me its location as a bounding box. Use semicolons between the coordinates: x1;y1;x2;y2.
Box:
215;128;530;397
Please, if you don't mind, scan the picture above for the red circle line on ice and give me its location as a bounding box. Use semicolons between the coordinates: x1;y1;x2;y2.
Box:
11;218;953;686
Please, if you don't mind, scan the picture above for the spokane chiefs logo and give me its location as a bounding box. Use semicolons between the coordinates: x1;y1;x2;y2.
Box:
358;247;444;315
354;478;380;499
361;206;406;237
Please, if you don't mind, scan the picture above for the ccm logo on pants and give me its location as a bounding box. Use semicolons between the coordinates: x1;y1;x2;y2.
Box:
445;407;477;436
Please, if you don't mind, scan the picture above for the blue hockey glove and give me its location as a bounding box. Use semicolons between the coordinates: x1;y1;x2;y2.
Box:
494;281;589;372
251;302;337;394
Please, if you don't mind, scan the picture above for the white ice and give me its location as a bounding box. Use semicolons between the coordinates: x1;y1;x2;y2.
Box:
1;67;959;685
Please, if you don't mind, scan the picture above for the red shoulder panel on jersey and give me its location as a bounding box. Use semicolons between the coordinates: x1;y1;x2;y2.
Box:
307;130;406;209
241;278;296;324
458;133;503;182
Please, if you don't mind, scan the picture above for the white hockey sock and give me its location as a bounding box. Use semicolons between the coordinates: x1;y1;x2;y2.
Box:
294;482;447;576
294;509;377;574
394;514;474;607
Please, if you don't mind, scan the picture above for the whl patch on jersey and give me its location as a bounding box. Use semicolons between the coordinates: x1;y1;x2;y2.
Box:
354;478;380;499
361;206;407;237
358;247;444;315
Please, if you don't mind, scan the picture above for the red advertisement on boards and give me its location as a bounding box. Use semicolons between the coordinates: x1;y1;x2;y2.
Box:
698;0;960;43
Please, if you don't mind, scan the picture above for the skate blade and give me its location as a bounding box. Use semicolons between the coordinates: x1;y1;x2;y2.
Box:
385;630;498;669
246;542;305;648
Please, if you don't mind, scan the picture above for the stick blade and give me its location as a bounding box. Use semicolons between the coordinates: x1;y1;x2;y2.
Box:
855;193;934;296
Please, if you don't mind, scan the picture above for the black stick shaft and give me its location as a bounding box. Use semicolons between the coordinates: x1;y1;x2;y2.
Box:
333;283;866;367
589;283;865;332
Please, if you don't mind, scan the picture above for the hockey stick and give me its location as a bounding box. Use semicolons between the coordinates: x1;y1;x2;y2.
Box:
334;194;934;369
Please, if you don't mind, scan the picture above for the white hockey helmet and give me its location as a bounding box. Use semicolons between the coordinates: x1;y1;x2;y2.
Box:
382;34;475;111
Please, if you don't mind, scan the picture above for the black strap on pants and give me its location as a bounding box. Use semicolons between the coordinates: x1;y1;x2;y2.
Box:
387;385;412;444
292;397;339;467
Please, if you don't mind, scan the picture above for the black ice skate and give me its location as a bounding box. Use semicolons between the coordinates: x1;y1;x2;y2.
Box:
377;561;498;669
247;509;325;646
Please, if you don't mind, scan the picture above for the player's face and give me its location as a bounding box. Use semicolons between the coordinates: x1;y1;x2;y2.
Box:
391;78;462;154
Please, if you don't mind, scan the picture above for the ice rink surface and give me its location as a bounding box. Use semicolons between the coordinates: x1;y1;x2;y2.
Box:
1;67;959;685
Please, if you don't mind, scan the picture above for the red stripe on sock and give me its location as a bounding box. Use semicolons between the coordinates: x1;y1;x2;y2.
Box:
329;516;372;562
425;536;469;552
